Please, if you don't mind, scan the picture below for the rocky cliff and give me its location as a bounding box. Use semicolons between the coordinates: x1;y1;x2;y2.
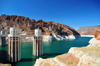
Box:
0;14;80;36
88;29;100;46
77;26;100;35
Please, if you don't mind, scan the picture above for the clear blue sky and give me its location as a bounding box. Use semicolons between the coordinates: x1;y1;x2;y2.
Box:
0;0;100;30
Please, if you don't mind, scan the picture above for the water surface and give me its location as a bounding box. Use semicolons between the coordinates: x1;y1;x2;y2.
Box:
0;37;92;66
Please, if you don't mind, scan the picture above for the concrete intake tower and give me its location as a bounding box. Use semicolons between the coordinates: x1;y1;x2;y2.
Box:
33;29;43;56
8;27;21;62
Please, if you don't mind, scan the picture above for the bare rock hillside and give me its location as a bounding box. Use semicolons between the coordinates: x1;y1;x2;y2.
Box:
0;14;80;35
77;26;100;35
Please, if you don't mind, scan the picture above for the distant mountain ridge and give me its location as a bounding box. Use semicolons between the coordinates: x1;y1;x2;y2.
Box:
77;26;100;35
0;14;80;35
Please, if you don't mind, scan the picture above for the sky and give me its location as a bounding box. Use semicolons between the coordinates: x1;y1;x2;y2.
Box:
0;0;100;30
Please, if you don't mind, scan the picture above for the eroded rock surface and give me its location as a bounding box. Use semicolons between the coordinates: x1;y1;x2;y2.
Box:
34;46;100;66
77;26;100;35
88;29;100;46
0;14;80;36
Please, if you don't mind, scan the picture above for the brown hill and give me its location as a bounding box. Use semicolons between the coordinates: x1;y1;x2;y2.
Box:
0;14;80;35
90;27;100;35
77;26;100;35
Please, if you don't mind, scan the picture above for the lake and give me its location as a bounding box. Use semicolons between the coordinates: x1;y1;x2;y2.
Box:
0;37;92;66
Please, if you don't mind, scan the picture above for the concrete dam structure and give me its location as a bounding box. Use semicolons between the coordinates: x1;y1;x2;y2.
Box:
0;26;43;62
0;31;6;46
33;29;43;56
8;27;21;62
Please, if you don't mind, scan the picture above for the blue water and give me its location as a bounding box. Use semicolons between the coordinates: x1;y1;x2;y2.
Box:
0;37;92;66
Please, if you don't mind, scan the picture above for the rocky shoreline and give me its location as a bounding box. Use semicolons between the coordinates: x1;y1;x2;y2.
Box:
88;38;100;46
34;46;100;66
81;35;94;37
34;30;100;66
43;35;80;41
21;35;80;42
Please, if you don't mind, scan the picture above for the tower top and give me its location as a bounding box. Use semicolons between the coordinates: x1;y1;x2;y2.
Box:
10;27;19;36
35;29;42;36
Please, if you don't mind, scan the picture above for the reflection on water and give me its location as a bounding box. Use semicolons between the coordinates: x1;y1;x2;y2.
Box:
0;50;8;63
0;37;92;66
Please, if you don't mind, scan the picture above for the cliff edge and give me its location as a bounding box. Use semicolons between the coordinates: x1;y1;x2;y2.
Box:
88;29;100;46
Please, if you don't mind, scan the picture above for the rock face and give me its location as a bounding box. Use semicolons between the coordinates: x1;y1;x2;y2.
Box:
89;27;100;35
77;26;100;35
88;29;100;46
94;29;100;40
42;35;80;41
0;14;80;36
68;47;100;66
34;46;100;66
88;38;100;46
